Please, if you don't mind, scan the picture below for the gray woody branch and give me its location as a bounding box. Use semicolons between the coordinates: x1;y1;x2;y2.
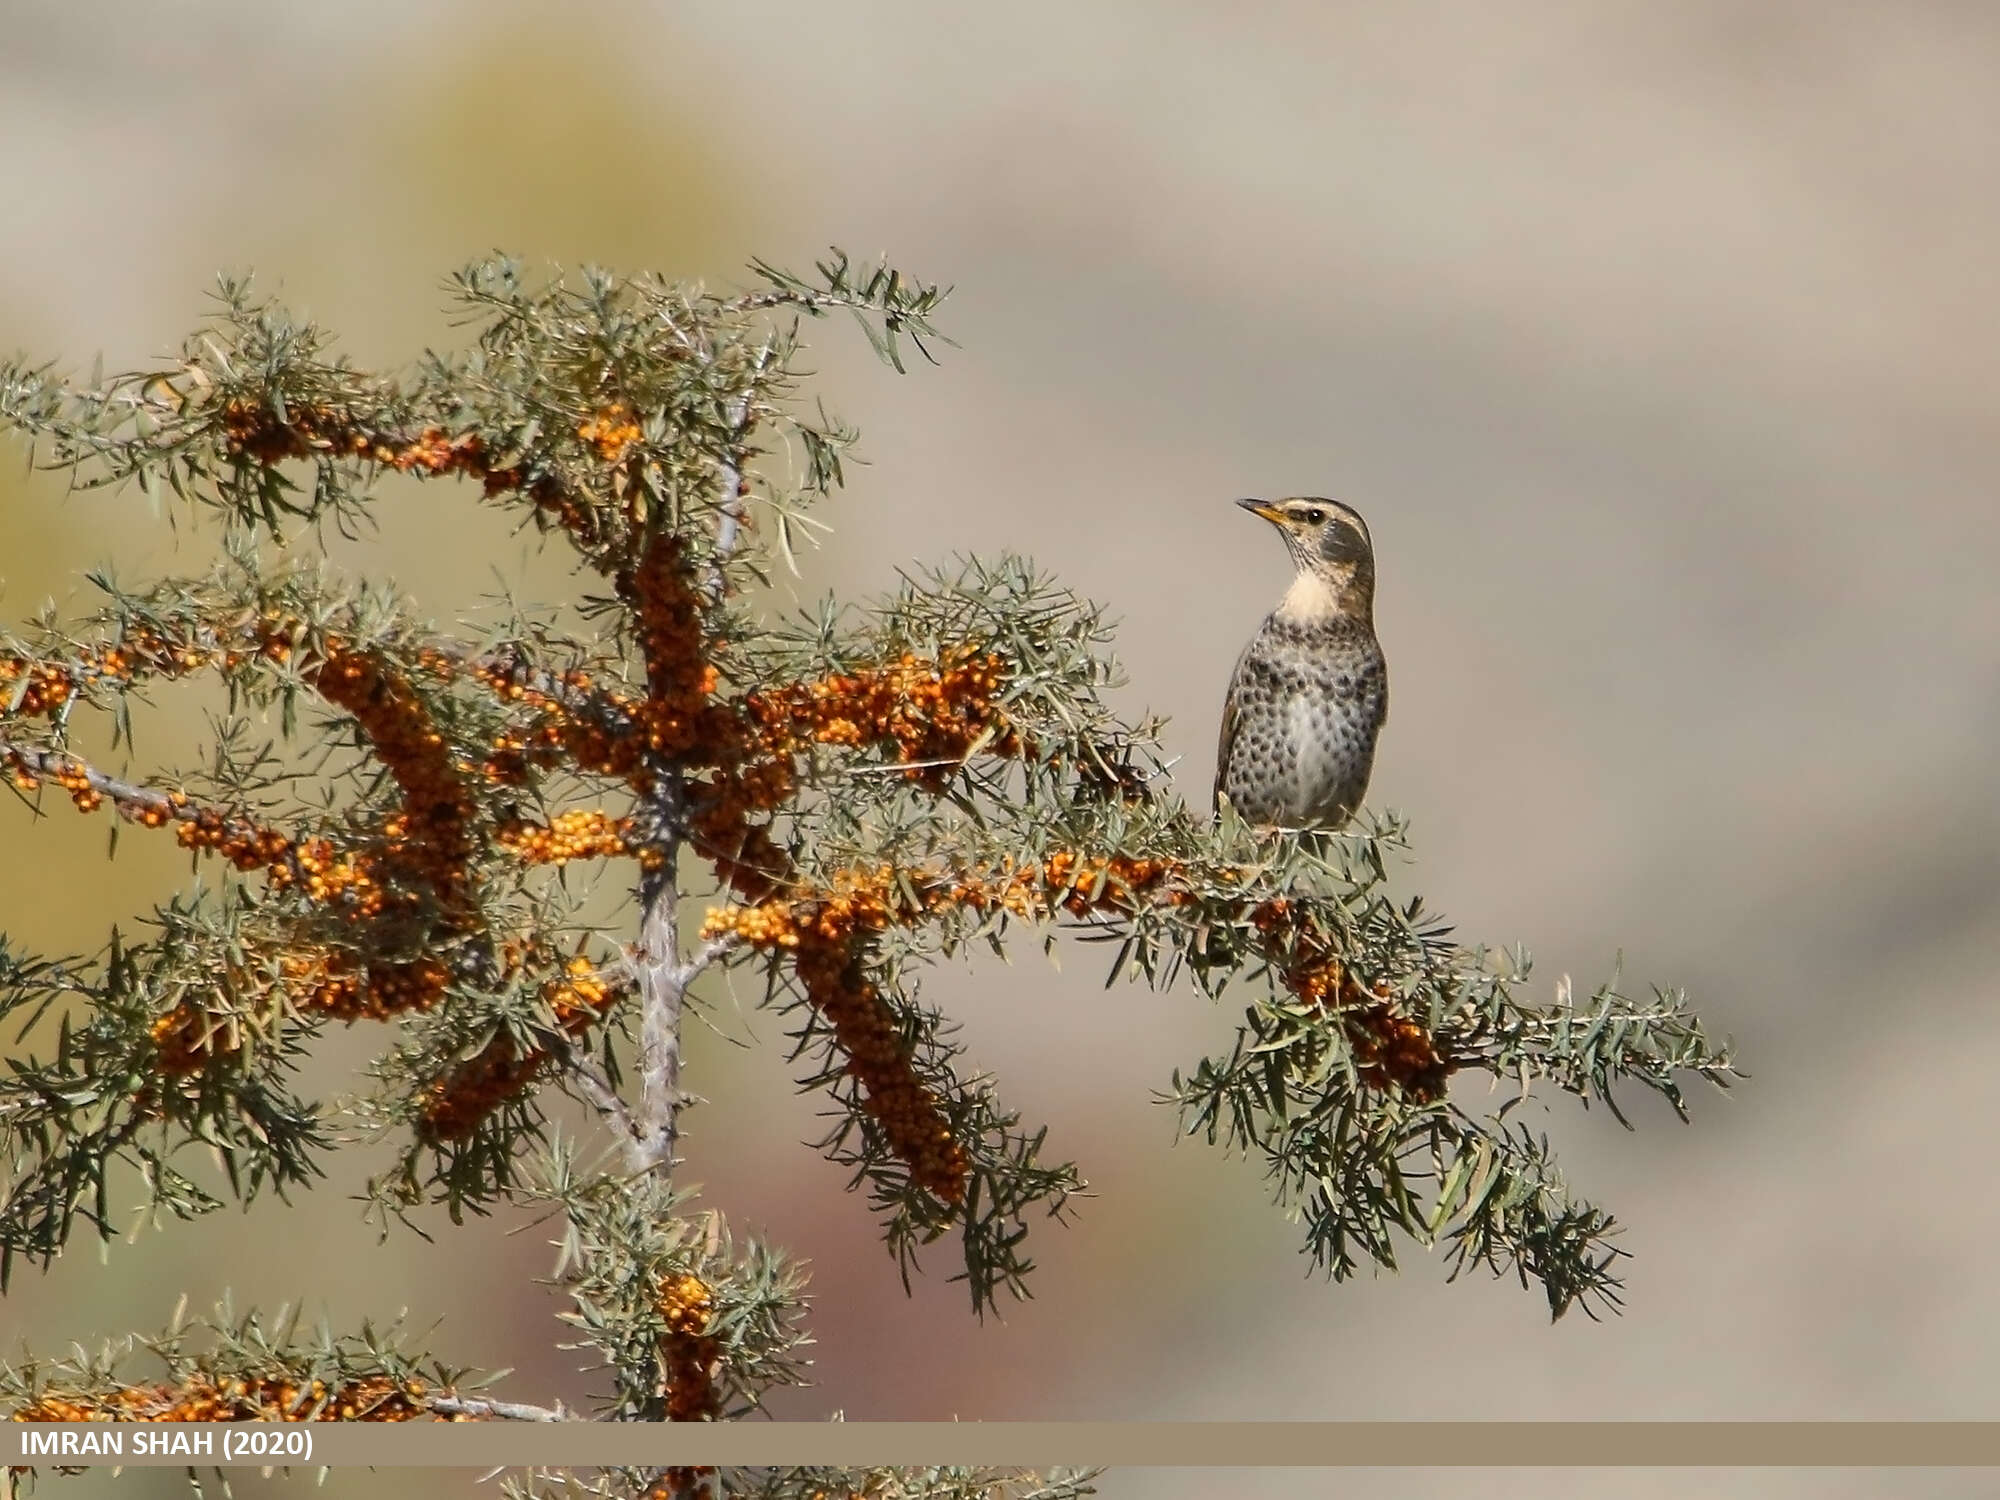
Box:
626;363;766;1181
425;1393;571;1422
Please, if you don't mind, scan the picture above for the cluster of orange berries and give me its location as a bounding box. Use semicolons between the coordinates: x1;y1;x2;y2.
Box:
656;1272;721;1422
0;630;217;724
414;1033;535;1143
679;645;1020;905
698;852;1201;1205
0;655;81;720
954;850;1184;921
8;632;493;939
172;811;390;912
1251;901;1454;1101
497;809;648;868
578;404;643;463
415;957;627;1141
220;398;601;543
1347;990;1452;1101
222;399;480;481
1;748;102;811
149;1003;228;1076
174;804;284;864
546;954;624;1034
383;426;483;477
470;663;651;788
794;937;968;1201
743;646;1017;789
149;953;456;1076
221;398;347;465
698;868;967;1199
310;644;476;910
12;1375;457;1423
330;956;453;1021
2;742;408;920
657;1272;714;1336
269;841;381;910
633;534;742;763
699;866;898;950
701;852;1187;953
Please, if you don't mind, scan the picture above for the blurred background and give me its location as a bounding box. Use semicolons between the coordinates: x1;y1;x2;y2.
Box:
3;2;1998;1497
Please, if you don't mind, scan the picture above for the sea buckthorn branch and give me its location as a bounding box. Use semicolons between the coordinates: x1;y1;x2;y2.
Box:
0;598;339;764
697;853;1100;1307
409;955;633;1149
791;925;968;1204
0;265;837;581
1;590;699;905
0;632;214;725
13;881;620;1264
711;1471;1102;1500
661;640;1031;1210
3;738;186;820
1;606;691;914
0;738;404;917
519;1469;1102;1500
300;641;479;917
458;646;655;790
144;939;481;1088
8;1373;465;1423
2;559;649;786
702;792;1730;1319
0;913;328;1286
340;921;656;1211
0;570;735;1193
0;1305;510;1427
0;577;352;724
735;251;952;376
0;282;603;546
528;1149;812;1423
1141;848;1727;1317
422;258;850;583
215;396;605;546
781;953;1083;1314
704;857;1171;1216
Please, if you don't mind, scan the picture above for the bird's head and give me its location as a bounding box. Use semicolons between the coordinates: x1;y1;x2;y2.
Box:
1236;496;1376;620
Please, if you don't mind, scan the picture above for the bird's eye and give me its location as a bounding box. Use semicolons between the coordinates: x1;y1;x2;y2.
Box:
1301;507;1326;525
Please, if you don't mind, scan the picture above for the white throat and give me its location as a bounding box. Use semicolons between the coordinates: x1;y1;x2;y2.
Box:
1275;570;1339;623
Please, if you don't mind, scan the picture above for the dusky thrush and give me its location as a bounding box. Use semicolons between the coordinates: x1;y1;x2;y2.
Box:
1213;496;1388;830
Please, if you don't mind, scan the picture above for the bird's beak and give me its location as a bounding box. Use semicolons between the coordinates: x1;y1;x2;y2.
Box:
1236;498;1287;526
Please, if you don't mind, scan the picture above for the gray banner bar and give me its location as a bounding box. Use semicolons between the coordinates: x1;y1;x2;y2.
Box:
12;1423;2000;1468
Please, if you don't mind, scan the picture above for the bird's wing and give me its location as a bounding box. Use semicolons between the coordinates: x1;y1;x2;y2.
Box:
1212;639;1255;811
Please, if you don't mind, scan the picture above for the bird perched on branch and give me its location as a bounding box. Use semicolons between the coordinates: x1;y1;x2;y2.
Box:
1214;496;1387;831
